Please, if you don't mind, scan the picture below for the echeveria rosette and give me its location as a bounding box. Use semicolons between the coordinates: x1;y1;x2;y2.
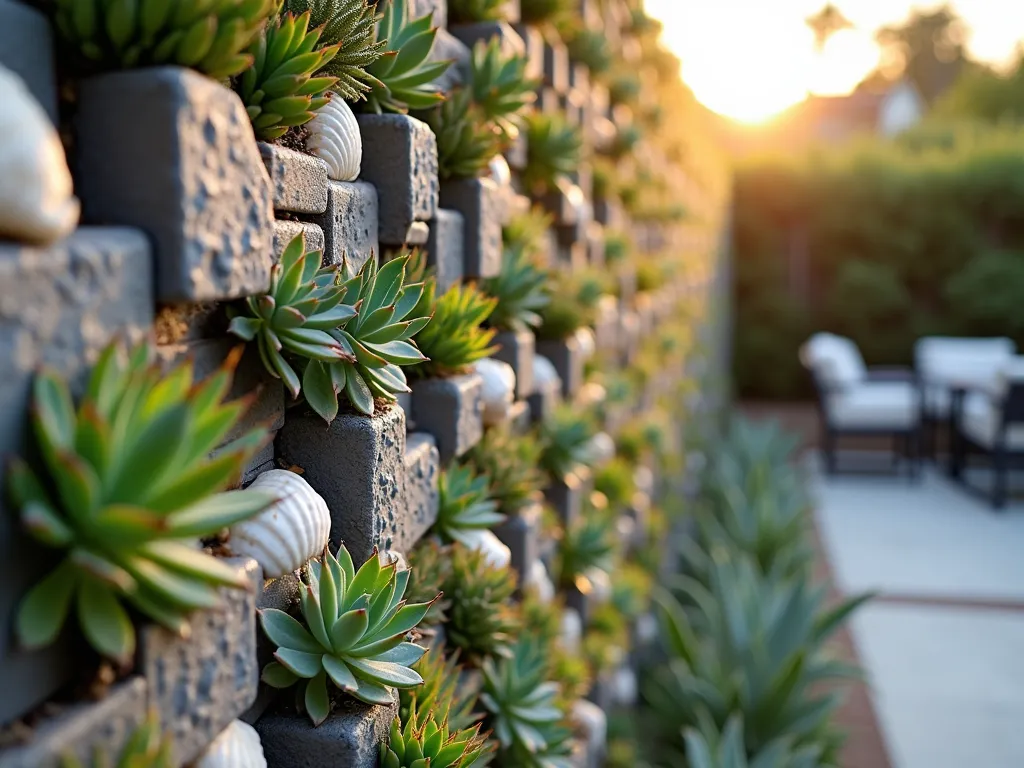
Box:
435;464;505;546
380;705;492;768
9;342;274;664
259;545;437;723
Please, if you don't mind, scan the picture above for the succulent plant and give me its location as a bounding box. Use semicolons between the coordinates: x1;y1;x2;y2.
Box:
421;88;504;180
53;0;276;78
502;208;552;260
593;458;636;508
259;545;436;721
413;282;498;377
603;231;631;265
482;245;550;333
405;539;453;626
684;714;823;768
435;464;506;546
522;112;582;194
469;39;538;140
535;273;598;341
60;711;172;768
465;428;544;516
555;515;614;590
285;0;387;100
448;0;508;23
381;705;492;768
608;68;642;107
560;27;612;74
362;0;451;113
442;545;519;662
610;562;653;620
9;342;272;663
537;405;596;481
234;12;340;141
518;0;573;24
401;648;482;732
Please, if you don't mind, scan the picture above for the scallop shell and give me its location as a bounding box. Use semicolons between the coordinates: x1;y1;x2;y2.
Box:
533;354;561;390
474;358;516;426
229;470;331;578
306;96;362;182
193;720;267;768
0;65;79;244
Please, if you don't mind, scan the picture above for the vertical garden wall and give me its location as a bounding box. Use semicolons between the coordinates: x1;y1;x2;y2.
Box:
0;0;730;766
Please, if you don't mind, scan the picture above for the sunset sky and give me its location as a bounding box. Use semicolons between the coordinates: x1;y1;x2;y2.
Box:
645;0;1024;123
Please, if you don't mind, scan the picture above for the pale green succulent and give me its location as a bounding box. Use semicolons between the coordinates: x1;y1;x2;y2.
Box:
522;113;583;194
9;342;272;664
555;515;614;590
435;464;506;546
413;282;498;377
449;0;508;23
60;711;173;768
465;428;545;516
482;244;550;333
380;705;492;768
405;539;453;626
684;714;824;768
469;38;538;140
260;545;436;723
421;88;504;180
401;648;482;733
442;545;519;663
537;405;597;481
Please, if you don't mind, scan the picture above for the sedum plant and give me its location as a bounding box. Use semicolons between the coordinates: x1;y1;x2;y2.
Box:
435;464;506;546
284;0;386;100
381;705;492;768
555;515;614;590
259;545;435;722
235;11;340;141
469;39;538;141
522;113;582;194
405;539;453;626
448;0;508;23
502;207;551;258
421;88;504;180
60;711;172;768
413;282;498;377
442;545;519;662
482;245;550;333
9;342;272;663
465;427;544;516
537;405;596;481
53;0;276;78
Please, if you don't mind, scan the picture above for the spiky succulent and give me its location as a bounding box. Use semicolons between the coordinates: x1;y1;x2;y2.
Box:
560;26;612;74
538;405;596;481
448;0;508;23
285;0;386;100
235;12;340;141
465;428;545;516
405;539;453;626
362;0;451;113
469;39;538;140
441;545;519;662
518;0;573;24
413;283;498;377
60;711;172;768
381;706;492;768
535;273;599;342
482;245;550;333
9;342;272;664
684;714;820;768
502;208;552;260
480;638;573;768
260;546;435;722
593;458;636;508
435;464;506;546
53;0;276;78
421;88;503;180
555;515;614;590
522;113;583;194
401;648;482;731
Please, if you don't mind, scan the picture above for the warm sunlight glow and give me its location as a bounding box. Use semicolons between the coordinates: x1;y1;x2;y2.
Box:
809;29;881;96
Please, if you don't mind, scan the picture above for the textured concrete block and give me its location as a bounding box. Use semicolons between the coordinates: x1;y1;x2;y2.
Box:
259;143;329;214
139;557;261;765
537;336;584;398
430;28;471;93
511;23;545;82
593;197;623;229
412;0;447;28
396;433;440;553
593;295;619;352
410;374;484;462
509;399;531;434
241;573;302;725
240;441;276;486
276;406;406;563
0;0;57;122
273;220;325;264
543;38;570;94
0;678;148;768
492;330;535;399
439;178;502;279
545;468;590;528
506;132;528;170
356;114;439;244
257;698;397;768
76;67;274;303
0;227;152;726
307;181;379;273
568;62;589;92
450;21;525;55
528;378;560;424
493;502;541;588
425;209;465;292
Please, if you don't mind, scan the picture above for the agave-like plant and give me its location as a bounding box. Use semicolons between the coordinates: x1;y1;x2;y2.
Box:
260;545;436;722
593;458;636;509
435;464;506;546
502;207;552;261
362;0;451;113
405;539;453;626
60;711;173;768
442;545;519;663
235;11;340;141
559;26;612;74
400;647;481;731
683;713;823;768
465;428;545;516
518;0;573;24
534;273;598;342
482;245;550;334
381;705;492;768
285;0;387;100
448;0;508;23
469;39;538;141
413;282;498;377
522;113;583;194
9;342;272;664
53;0;276;78
537;405;596;481
555;515;614;591
421;88;504;180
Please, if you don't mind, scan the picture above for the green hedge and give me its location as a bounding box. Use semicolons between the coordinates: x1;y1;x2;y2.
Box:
732;124;1024;399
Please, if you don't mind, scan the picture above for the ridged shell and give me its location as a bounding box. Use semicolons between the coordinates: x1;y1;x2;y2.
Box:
459;528;511;569
229;470;331;578
474;358;516;426
533;354;561;389
306;96;362;182
194;720;267;768
0;66;79;245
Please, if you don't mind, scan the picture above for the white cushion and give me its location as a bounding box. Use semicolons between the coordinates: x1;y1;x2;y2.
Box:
916;336;1015;415
828;381;919;429
961;391;1024;449
801;333;867;389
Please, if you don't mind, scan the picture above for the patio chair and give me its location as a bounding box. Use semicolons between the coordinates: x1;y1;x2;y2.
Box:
950;357;1024;509
914;336;1016;460
800;333;921;477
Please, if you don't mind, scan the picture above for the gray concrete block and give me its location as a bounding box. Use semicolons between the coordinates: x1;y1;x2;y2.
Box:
593;295;619;352
355;114;439;245
538;85;561;114
537;336;584;398
593;197;623;229
511;23;545;82
449;21;525;55
544;468;591;528
0;227;152;726
0;0;57;123
273;220;325;264
139;557;261;765
430;28;471;93
564;584;591;628
543;38;570;94
405;221;430;246
412;0;447;28
568;62;589;92
492;502;541;588
307;181;379;273
256;697;397;768
259;143;330;214
240;441;276;486
439;178;502;279
492;330;535;399
396;433;440;553
410;374;484;462
76;67;275;303
528;378;560;424
0;678;148;768
425;209;465;292
509;399;531;434
275;406;406;563
242;573;302;725
506;132;528;171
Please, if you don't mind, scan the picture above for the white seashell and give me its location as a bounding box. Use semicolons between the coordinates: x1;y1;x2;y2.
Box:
0;65;79;245
488;154;512;189
610;667;639;707
458;528;511;569
587;432;615;465
533;354;561;389
525;560;555;604
474;358;516;426
584;566;612;604
633;466;655;495
559;608;582;654
193;720;267;768
229;470;331;578
306;96;362;182
571;699;608;755
575;327;596;359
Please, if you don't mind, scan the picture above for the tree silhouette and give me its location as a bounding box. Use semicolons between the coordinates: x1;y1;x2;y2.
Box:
876;4;967;103
805;4;853;52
